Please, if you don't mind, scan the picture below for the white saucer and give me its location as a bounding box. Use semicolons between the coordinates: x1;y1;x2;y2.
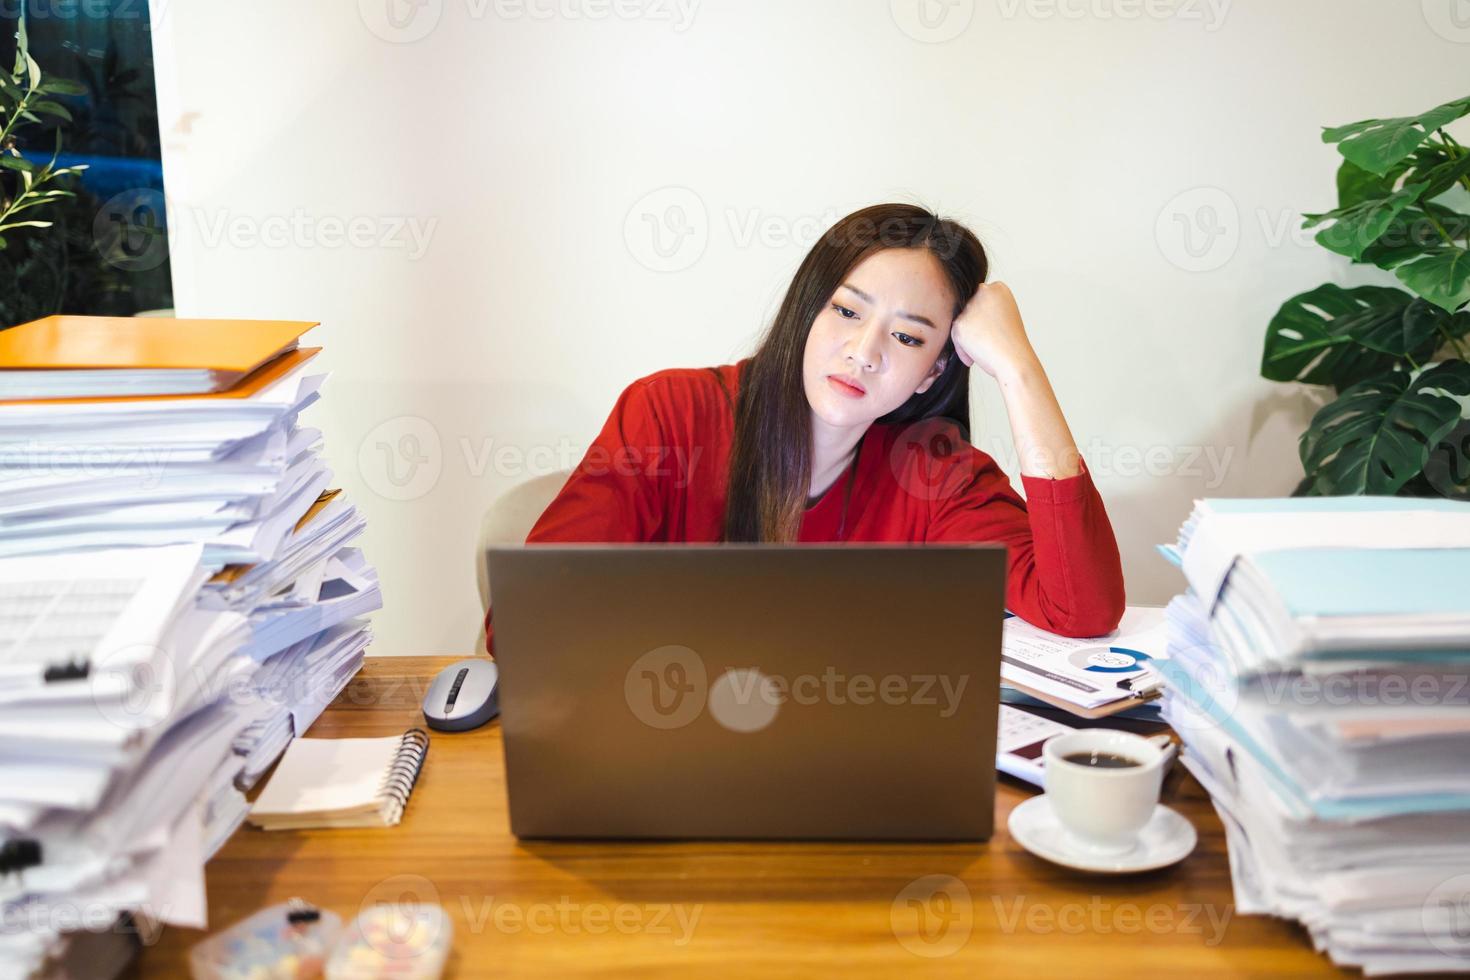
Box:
1007;796;1197;874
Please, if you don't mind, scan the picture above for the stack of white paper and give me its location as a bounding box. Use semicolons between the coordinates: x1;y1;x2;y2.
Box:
234;619;374;787
0;345;382;979
1156;497;1470;976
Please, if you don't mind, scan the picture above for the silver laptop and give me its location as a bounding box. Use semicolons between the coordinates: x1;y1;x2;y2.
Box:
485;544;1006;841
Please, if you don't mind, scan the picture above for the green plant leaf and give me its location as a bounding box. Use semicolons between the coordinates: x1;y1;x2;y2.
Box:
12;12;29;79
1261;284;1421;387
23;54;41;94
1448;311;1470;342
36;78;85;96
1349;298;1449;356
1304;181;1427;260
1394;246;1470;312
1399;143;1457;183
1301;361;1470;494
0;155;35;173
27;100;71;123
1413;152;1470;201
5;197;56;215
1322;96;1470;176
1359;204;1468;269
1335;158;1409;208
0;220;53;231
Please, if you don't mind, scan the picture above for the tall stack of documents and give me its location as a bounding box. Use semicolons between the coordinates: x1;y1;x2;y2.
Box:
1156;497;1470;977
0;316;382;979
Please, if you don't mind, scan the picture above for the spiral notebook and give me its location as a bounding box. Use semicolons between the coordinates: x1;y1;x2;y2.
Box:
247;729;429;830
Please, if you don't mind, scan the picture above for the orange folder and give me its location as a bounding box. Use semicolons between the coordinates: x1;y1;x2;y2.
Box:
0;315;317;371
0;346;322;406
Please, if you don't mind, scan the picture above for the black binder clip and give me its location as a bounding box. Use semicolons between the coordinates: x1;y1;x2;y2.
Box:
43;659;91;683
286;898;322;925
0;839;42;875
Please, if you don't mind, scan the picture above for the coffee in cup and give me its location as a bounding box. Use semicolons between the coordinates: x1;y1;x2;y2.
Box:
1041;730;1170;854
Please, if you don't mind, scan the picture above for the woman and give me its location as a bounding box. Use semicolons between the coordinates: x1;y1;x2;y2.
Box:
484;203;1125;653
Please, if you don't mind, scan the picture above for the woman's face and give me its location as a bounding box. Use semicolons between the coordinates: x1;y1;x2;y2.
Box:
802;247;957;429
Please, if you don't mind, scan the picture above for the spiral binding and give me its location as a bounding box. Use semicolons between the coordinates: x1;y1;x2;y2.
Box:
376;728;430;826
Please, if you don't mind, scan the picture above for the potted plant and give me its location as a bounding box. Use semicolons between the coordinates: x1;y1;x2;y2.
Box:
1;16;88;248
1;14;88;326
1261;94;1470;499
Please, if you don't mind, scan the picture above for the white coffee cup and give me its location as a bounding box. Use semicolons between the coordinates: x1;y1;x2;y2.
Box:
1041;729;1171;854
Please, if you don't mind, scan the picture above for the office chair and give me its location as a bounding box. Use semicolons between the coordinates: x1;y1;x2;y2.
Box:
472;471;569;650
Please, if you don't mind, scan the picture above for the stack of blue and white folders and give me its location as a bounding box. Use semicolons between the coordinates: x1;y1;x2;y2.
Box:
0;321;382;979
1156;497;1470;977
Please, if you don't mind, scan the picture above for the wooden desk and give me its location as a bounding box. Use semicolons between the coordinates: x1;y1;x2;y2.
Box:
136;656;1342;978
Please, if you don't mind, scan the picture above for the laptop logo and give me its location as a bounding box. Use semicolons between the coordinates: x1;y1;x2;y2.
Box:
625;645;707;729
707;668;781;733
625;648;783;733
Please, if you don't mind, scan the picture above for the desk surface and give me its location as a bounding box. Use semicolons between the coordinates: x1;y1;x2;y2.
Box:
136;656;1343;978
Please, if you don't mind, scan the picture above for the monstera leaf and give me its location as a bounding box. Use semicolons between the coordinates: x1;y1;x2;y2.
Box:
1322;97;1470;176
1300;361;1470;495
1353;296;1466;356
1360;203;1468;270
1410;150;1470;201
1334;158;1410;209
1310;150;1470;264
1393;246;1470;312
1304;181;1426;260
1261;284;1437;389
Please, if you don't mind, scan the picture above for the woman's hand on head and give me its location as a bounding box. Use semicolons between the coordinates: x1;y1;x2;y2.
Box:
948;281;1042;383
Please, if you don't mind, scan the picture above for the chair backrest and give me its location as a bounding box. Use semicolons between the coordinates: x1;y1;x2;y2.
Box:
475;470;571;610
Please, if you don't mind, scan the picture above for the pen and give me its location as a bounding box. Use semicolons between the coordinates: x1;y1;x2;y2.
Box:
1116;663;1166;697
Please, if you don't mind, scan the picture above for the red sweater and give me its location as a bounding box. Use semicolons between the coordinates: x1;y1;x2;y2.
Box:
483;361;1126;654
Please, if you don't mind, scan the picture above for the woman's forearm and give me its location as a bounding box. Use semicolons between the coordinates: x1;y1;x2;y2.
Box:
948;282;1085;481
995;358;1083;480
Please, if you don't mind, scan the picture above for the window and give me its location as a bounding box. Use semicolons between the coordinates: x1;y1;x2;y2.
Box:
1;0;170;328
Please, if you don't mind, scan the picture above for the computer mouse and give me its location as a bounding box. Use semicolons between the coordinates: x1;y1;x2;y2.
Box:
422;658;500;731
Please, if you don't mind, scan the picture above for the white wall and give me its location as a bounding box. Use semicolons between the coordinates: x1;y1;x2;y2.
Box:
148;0;1470;656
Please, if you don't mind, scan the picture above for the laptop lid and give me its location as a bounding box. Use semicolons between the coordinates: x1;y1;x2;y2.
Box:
486;543;1006;841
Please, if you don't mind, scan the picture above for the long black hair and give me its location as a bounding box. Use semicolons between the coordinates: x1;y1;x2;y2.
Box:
723;203;988;542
